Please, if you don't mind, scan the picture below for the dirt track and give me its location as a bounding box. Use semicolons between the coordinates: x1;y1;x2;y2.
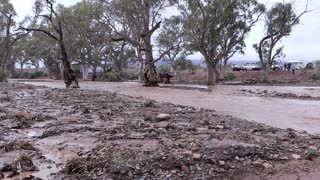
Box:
1;82;320;180
18;80;320;135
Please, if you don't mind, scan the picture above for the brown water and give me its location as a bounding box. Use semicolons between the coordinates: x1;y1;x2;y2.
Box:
17;80;320;135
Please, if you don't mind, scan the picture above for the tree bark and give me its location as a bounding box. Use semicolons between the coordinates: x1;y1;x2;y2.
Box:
143;49;158;86
1;15;12;72
262;63;271;82
207;62;218;85
59;40;79;88
219;59;228;80
137;48;144;83
92;65;97;81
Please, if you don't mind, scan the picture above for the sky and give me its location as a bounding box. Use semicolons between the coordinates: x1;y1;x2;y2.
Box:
10;0;320;62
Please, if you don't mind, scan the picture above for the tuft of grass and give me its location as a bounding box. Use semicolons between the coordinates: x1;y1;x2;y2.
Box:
1;154;38;174
226;73;237;81
310;72;319;80
0;140;36;152
0;71;7;82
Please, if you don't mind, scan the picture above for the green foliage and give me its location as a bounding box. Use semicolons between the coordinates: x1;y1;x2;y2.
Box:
157;65;171;74
172;58;198;74
0;71;7;82
15;71;45;79
315;60;320;68
105;72;133;82
310;73;319;80
226;73;236;81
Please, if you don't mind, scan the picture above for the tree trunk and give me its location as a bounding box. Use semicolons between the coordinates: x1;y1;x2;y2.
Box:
59;40;79;88
20;63;24;73
262;63;271;82
142;32;158;86
176;71;182;83
137;48;144;83
207;62;218;85
1;15;12;72
207;62;219;86
220;61;228;80
92;65;97;81
143;50;158;86
81;64;89;81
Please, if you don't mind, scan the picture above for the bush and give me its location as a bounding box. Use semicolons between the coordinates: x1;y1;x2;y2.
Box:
157;65;171;74
105;72;131;82
310;72;319;80
0;71;7;82
226;73;236;81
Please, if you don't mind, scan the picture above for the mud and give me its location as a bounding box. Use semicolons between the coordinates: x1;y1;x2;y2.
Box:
0;82;320;179
17;80;320;135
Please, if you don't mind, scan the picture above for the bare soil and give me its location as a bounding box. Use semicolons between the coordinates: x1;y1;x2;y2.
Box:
0;82;320;179
179;70;320;86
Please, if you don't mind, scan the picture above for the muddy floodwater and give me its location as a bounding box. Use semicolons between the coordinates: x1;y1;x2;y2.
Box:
18;80;320;135
1;82;320;179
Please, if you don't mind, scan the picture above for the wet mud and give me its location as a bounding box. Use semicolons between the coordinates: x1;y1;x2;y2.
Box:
0;82;320;179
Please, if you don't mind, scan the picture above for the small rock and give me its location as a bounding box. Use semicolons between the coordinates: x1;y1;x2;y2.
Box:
183;151;193;156
263;163;273;169
193;153;201;160
215;125;224;129
156;113;171;121
181;165;190;174
219;160;226;165
191;145;201;152
280;156;289;160
196;128;209;132
244;159;252;165
292;154;301;160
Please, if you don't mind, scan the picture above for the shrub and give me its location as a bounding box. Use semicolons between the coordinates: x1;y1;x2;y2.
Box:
226;72;236;81
0;71;7;82
157;65;171;74
310;72;319;80
105;72;130;82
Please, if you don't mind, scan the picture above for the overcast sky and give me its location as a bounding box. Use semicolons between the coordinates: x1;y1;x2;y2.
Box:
11;0;320;62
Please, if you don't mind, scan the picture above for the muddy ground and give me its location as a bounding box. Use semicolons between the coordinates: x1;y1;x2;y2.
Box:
18;80;320;135
0;83;320;180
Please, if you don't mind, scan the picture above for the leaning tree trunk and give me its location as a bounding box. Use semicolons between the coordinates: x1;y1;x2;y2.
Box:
59;41;79;88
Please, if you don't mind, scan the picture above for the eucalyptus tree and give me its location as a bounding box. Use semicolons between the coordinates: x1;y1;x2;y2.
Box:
61;1;109;81
254;2;308;81
178;0;265;85
97;0;175;86
157;16;185;68
19;0;79;88
0;0;17;76
219;3;265;79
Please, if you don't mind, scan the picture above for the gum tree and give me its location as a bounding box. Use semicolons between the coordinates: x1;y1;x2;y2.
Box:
97;0;174;86
19;0;79;88
254;2;308;81
178;0;265;85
